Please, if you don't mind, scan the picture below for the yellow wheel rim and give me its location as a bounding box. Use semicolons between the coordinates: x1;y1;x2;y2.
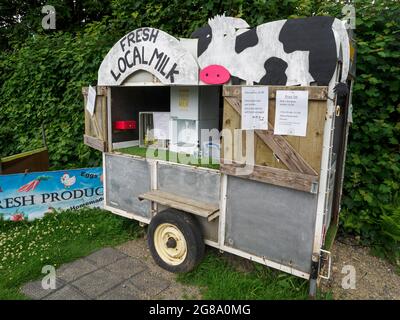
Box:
154;223;187;265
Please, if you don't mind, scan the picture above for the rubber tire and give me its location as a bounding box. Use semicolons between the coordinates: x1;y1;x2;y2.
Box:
147;209;205;273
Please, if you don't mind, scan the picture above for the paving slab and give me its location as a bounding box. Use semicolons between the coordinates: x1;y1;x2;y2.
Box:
98;280;145;300
43;285;89;300
57;258;98;282
21;278;66;300
21;241;201;300
71;268;124;298
105;257;147;280
117;239;201;300
85;247;127;267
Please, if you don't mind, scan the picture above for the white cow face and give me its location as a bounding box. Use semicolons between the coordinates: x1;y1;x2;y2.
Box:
197;14;249;84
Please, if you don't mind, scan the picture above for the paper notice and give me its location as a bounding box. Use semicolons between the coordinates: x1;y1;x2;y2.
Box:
153;112;170;139
178;88;189;110
241;87;268;130
274;90;309;136
86;85;96;116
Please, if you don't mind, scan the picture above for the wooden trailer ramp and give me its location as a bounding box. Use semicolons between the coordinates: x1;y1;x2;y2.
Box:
138;190;219;222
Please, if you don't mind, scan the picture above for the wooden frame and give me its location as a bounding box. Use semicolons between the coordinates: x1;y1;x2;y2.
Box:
221;85;328;193
138;190;219;222
220;160;318;193
82;86;108;152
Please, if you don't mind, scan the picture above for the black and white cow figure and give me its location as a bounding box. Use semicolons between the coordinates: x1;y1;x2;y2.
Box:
191;14;350;96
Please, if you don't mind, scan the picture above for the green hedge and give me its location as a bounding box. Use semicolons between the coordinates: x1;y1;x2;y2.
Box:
0;0;399;260
339;1;400;261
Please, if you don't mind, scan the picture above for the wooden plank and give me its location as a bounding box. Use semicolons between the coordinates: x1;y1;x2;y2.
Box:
101;90;108;147
296;99;326;172
220;160;318;193
82;86;107;95
255;129;317;175
267;96;325;172
82;86;108;150
83;134;106;152
223;85;328;100
225;96;317;175
138;190;219;221
0;148;49;175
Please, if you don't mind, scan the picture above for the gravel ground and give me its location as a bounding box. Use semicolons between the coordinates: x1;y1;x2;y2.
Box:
320;237;400;300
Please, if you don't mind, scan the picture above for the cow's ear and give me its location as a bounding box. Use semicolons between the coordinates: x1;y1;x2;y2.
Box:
226;17;250;29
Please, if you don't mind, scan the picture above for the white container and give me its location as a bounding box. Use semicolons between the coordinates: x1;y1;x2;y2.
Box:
169;86;219;155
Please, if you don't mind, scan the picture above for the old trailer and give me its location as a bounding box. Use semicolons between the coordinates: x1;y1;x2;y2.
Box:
82;15;356;296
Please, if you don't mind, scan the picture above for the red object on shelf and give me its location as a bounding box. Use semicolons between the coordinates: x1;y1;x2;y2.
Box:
113;120;136;130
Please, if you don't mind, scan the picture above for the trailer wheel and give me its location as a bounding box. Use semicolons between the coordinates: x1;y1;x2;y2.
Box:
148;209;204;273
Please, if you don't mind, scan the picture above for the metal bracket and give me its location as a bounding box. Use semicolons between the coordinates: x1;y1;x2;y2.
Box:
335;105;341;117
319;249;332;280
310;182;319;194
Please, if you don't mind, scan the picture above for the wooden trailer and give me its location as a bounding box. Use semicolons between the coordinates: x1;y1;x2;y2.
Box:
82;15;356;296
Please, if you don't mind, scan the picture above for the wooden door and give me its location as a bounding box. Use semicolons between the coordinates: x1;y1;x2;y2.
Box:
82;86;108;152
221;85;328;193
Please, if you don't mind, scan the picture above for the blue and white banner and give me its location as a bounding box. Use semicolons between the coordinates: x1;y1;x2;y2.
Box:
0;167;103;221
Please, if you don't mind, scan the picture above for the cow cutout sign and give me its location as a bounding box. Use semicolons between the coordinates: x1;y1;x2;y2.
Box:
191;14;350;94
97;14;350;94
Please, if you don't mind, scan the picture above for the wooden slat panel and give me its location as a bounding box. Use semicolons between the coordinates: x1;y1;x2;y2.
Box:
138;190;219;221
225;96;317;175
82;86;108;152
223;85;328;100
82;86;107;96
220;160;318;193
83;134;106;152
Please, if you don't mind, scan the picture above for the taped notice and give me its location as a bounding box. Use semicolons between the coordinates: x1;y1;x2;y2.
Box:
241;87;268;130
274;90;308;136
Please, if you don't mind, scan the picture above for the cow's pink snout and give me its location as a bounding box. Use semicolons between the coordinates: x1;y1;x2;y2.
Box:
200;65;230;84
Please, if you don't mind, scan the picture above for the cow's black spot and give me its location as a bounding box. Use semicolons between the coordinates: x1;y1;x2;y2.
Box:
278;16;336;86
235;28;259;54
334;82;349;98
256;57;288;85
191;24;212;57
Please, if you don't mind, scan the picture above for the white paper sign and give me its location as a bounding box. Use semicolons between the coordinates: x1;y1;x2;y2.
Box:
86;85;97;116
274;90;309;136
153;112;170;139
241;87;268;130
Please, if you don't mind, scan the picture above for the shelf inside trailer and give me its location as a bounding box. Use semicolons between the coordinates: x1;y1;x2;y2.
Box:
115;146;220;170
138;190;219;222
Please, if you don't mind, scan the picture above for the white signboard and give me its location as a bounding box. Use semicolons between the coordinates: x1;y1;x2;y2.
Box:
98;28;199;85
153;112;170;139
86;85;96;116
274;90;309;137
241;87;268;130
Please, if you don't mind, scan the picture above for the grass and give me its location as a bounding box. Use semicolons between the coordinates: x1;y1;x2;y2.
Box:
324;223;338;251
0;208;142;299
116;146;220;170
177;250;332;300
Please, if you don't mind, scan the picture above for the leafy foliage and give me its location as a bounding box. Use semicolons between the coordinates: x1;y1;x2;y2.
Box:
0;18;121;168
0;0;399;259
0;0;113;50
339;0;400;261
